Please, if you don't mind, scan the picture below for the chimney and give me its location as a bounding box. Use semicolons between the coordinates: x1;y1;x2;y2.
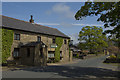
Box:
29;15;34;23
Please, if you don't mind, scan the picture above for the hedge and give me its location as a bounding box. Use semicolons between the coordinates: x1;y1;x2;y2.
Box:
2;29;13;63
55;37;63;62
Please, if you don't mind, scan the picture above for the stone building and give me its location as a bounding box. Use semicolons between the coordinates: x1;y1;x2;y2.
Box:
2;15;71;66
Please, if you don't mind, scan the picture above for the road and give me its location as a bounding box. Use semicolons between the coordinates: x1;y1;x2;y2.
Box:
2;55;120;78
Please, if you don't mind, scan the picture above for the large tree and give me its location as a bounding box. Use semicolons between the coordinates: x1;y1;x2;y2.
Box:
78;26;108;54
75;2;120;47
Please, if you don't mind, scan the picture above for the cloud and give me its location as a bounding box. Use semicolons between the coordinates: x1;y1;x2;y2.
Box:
38;23;60;26
104;27;114;31
52;3;70;13
38;22;104;27
72;23;104;27
45;10;52;15
69;33;79;44
46;3;74;19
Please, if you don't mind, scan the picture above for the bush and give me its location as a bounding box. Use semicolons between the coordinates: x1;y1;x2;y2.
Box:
103;58;120;63
117;54;120;59
108;46;119;55
104;55;120;63
110;55;117;59
76;54;79;58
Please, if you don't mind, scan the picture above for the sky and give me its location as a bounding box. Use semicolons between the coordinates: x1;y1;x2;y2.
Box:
2;2;105;44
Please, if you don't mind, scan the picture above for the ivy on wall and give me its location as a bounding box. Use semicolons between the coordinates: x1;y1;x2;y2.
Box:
69;48;71;59
55;37;63;62
0;29;2;64
2;29;13;63
68;39;71;58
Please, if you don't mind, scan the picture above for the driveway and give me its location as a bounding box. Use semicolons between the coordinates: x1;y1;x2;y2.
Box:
2;55;120;78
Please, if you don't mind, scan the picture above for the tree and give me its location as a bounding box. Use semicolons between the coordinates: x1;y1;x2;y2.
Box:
108;46;120;56
75;2;120;47
77;42;86;50
78;26;108;54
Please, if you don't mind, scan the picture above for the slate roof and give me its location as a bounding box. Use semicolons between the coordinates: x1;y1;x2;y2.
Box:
2;15;70;38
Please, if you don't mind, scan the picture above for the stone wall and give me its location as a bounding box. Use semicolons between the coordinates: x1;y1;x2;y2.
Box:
34;44;47;66
12;30;57;48
60;40;70;62
20;47;35;65
10;30;70;64
34;44;42;66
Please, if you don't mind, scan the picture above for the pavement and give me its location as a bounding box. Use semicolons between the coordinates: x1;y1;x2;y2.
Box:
47;54;104;66
47;58;80;66
64;55;120;71
2;55;120;78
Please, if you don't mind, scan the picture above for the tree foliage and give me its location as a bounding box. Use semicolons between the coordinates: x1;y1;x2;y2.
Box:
2;29;13;63
75;2;120;45
108;46;119;55
78;26;108;53
107;34;119;47
77;42;86;50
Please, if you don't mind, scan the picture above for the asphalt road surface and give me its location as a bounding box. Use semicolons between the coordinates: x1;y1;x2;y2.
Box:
2;55;120;78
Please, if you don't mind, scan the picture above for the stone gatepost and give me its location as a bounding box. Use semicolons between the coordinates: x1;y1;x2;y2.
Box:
70;51;73;62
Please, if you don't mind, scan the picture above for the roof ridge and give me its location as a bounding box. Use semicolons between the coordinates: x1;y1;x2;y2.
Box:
2;15;57;30
2;15;70;38
2;15;30;23
55;29;67;36
33;23;57;30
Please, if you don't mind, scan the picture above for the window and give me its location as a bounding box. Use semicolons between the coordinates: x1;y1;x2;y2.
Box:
27;48;30;57
52;38;55;43
14;33;20;40
13;48;19;57
48;51;55;58
64;39;67;44
37;36;41;42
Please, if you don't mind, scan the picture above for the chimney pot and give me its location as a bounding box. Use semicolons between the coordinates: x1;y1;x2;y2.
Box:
29;15;34;23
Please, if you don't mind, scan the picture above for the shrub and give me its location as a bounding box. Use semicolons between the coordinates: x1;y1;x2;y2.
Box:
108;46;119;56
76;54;79;58
110;55;117;59
104;54;120;63
117;54;120;59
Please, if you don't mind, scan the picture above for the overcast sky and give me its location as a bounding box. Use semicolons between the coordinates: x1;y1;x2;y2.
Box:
2;2;105;44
